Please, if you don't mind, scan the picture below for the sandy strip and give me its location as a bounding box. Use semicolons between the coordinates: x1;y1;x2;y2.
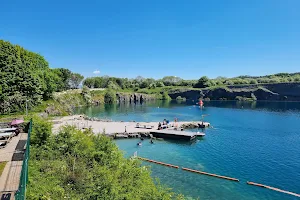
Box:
52;115;209;135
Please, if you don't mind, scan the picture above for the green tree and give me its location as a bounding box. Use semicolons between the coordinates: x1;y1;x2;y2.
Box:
161;76;182;86
52;68;72;91
0;40;84;114
69;73;84;89
83;78;95;88
194;76;211;88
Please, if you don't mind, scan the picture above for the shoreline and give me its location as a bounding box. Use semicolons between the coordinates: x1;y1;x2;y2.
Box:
52;115;210;138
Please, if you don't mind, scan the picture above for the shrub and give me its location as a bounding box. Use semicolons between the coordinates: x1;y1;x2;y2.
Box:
249;79;258;84
82;86;92;104
176;96;186;101
30;116;52;146
224;80;234;85
27;124;180;199
156;81;164;87
157;92;171;100
104;90;116;104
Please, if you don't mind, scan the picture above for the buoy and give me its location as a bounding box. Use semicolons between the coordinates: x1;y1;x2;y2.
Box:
247;181;300;198
138;157;179;169
182;167;239;182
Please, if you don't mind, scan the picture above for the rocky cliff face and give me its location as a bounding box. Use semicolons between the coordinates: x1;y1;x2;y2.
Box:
116;93;156;103
168;83;300;101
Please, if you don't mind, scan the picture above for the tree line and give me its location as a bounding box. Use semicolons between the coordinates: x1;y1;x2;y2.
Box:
83;73;300;90
0;40;84;114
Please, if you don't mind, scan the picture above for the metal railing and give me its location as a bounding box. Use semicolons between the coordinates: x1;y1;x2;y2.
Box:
14;119;32;200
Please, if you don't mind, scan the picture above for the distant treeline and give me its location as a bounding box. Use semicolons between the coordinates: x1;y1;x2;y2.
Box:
0;40;84;114
83;73;300;90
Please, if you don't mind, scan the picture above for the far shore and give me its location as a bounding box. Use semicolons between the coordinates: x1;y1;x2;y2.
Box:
52;115;210;135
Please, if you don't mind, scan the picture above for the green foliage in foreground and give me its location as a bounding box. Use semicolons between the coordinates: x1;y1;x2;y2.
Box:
27;118;184;200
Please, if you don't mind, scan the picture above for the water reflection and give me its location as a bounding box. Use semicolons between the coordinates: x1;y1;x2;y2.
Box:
199;100;300;112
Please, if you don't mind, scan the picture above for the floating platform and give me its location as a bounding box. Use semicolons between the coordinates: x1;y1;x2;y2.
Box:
196;132;205;137
150;130;200;140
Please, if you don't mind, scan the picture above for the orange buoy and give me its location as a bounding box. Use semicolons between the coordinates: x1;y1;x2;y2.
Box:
247;181;300;198
138;157;179;169
182;167;239;182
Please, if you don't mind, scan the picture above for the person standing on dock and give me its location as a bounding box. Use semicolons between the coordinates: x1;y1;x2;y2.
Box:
158;122;162;130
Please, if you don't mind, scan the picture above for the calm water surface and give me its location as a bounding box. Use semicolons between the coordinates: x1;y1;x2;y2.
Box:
75;101;300;200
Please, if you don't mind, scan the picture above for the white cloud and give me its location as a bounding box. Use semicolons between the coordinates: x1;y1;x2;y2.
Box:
93;70;100;74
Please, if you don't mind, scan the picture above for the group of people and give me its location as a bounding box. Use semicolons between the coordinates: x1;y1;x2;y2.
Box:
158;118;178;130
137;138;154;146
158;118;170;130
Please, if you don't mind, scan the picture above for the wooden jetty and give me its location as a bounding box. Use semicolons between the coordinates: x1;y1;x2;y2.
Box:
150;130;201;140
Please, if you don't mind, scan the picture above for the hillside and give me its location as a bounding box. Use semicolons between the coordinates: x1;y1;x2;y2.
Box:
168;83;300;101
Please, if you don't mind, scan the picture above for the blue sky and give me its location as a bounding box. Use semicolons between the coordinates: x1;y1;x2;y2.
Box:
1;0;299;79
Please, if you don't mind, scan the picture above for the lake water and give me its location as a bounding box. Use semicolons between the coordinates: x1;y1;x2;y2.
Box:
75;101;300;200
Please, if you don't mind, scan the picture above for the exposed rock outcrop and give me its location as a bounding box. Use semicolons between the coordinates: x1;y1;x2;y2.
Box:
116;93;156;103
168;83;300;101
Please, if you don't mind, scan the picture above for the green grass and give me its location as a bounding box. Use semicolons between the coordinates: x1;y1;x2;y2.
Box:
0;161;8;177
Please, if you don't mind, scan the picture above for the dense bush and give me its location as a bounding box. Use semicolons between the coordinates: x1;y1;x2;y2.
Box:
30;116;52;146
104;90;116;104
158;91;171;100
27;123;180;199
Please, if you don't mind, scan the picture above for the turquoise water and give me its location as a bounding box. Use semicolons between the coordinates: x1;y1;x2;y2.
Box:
75;101;300;200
